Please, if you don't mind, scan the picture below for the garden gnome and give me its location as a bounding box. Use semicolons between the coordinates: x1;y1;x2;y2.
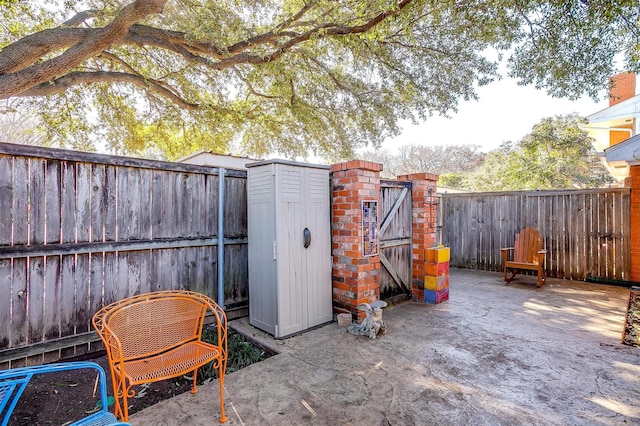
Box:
347;300;388;339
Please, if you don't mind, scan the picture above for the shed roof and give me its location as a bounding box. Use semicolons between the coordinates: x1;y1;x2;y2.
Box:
176;150;260;169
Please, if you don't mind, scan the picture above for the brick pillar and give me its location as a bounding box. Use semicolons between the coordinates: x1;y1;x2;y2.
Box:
397;173;439;297
331;160;382;319
630;165;640;281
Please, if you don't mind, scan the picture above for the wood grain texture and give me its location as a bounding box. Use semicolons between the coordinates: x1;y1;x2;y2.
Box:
379;181;412;298
441;189;630;281
0;144;248;365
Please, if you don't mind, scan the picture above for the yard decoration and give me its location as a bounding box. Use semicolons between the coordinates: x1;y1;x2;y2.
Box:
422;245;450;304
347;301;388;339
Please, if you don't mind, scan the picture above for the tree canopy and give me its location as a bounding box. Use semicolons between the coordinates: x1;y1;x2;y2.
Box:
443;114;614;191
361;143;485;178
0;100;44;146
0;1;638;160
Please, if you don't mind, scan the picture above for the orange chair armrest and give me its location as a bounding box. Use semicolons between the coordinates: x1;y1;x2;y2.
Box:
500;247;513;262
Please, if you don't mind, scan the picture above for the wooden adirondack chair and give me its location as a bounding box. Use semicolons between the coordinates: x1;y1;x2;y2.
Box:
500;227;547;287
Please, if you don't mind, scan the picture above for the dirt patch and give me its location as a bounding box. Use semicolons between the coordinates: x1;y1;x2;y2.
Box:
7;330;274;425
7;353;195;426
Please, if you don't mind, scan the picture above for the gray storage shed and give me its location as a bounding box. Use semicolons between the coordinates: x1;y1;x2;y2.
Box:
247;159;333;338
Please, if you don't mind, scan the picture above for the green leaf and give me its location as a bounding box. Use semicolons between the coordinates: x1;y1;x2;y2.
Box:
84;404;100;415
87;395;115;414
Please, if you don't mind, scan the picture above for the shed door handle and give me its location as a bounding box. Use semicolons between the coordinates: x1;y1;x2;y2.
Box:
303;227;311;249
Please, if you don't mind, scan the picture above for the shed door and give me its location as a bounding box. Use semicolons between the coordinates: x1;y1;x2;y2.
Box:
379;180;412;299
275;165;331;337
304;168;332;328
247;166;277;335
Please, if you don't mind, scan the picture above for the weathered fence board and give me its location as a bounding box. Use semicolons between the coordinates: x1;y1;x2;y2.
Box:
12;261;28;349
90;165;105;243
75;254;91;333
0;157;11;241
0;260;11;348
0;143;248;367
441;189;630;281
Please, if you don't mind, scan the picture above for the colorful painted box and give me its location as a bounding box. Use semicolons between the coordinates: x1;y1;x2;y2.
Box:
437;287;449;303
424;274;449;291
415;245;450;304
425;261;449;277
424;288;449;304
425;246;450;263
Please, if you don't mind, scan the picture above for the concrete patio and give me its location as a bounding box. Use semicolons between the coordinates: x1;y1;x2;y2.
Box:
129;268;640;425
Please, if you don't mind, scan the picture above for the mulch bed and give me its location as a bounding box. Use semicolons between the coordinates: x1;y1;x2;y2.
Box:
622;287;640;347
7;353;194;426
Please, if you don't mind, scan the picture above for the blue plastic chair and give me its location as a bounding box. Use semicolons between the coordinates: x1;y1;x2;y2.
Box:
0;361;131;426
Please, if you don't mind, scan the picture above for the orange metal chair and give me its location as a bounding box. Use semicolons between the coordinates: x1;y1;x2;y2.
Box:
501;227;547;287
92;290;227;423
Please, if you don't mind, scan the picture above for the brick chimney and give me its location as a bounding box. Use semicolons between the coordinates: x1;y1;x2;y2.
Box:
609;72;636;106
608;72;636;145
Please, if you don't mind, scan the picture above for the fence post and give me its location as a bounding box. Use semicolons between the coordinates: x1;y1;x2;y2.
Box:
330;160;382;319
217;167;226;309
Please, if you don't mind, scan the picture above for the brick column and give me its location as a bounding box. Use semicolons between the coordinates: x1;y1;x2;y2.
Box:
609;73;636;145
609;72;636;106
331;160;382;319
630;165;640;281
397;173;439;298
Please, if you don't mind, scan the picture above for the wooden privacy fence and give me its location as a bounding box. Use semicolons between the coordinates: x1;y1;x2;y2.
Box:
0;142;248;368
440;188;630;281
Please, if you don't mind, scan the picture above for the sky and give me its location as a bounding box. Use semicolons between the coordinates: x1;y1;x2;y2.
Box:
378;75;610;154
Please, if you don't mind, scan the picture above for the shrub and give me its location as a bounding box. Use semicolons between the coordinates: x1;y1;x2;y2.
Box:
198;327;266;382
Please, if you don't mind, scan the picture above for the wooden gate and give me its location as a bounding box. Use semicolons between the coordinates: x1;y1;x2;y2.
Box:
379;180;412;299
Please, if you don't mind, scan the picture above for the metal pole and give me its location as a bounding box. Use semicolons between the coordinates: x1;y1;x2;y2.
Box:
217;167;226;309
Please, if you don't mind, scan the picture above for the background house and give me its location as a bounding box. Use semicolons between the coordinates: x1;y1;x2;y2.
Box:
604;133;640;282
583;72;640;183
